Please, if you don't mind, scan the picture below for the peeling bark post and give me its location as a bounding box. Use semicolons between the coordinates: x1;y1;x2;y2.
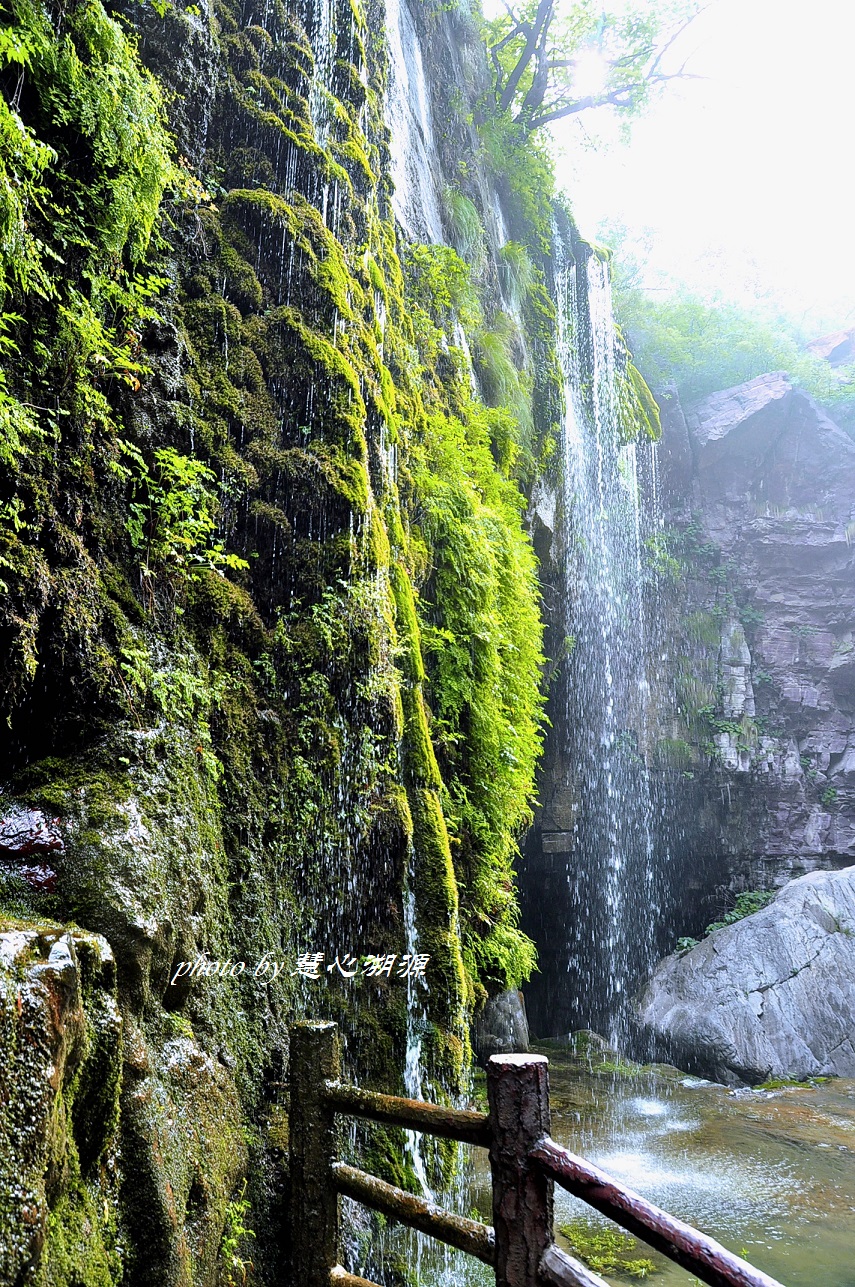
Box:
487;1053;553;1287
289;1021;341;1287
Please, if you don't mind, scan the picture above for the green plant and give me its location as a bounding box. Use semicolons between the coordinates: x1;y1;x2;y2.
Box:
402;243;483;335
410;399;545;993
705;889;775;935
799;754;819;782
676;890;776;951
605;232;855;413
757;1076;830;1090
739;603;764;629
475;113;555;253
695;705;759;757
117;642;226;779
560;1218;657;1278
822;786;838;806
644;531;682;583
0;0;194;463
221;1181;255;1286
442;187;486;266
498;240;537;310
123;445;248;598
474;315;533;441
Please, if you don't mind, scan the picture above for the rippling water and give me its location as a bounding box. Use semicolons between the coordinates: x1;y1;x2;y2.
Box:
464;1044;855;1287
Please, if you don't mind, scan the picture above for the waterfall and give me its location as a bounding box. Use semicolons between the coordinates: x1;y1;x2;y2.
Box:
552;248;667;1045
383;0;445;243
306;0;335;145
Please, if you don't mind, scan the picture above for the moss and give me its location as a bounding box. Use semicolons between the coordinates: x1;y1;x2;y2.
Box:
573;238;613;265
628;361;662;440
37;1179;120;1287
360;1124;421;1193
0;922;123;1284
390;562;426;684
0;0;590;1270
409;788;469;1044
13;758;134;826
757;1076;830;1091
68;937;123;1174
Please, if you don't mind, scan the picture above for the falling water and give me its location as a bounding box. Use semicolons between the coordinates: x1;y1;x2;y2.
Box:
555;248;667;1045
402;861;432;1197
383;0;445;243
306;0;335;145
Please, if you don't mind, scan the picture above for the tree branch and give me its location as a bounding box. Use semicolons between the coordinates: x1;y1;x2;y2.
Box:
490;1;707;133
490;20;529;100
518;0;554;119
499;0;554;113
648;4;712;78
525;68;704;128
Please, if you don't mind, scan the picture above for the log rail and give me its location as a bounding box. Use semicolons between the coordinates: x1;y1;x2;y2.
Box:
288;1022;786;1287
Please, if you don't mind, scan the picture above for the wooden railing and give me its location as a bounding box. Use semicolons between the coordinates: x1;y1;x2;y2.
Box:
288;1021;787;1287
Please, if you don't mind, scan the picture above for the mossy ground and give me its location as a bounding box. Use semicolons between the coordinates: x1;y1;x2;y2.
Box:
559;1218;657;1280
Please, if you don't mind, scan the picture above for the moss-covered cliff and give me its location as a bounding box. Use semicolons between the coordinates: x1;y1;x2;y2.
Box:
0;0;577;1279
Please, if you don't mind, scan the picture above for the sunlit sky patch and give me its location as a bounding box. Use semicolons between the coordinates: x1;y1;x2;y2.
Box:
570;50;611;99
479;0;855;335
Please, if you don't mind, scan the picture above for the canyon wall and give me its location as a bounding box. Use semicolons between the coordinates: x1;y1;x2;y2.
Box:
659;373;855;910
0;0;578;1279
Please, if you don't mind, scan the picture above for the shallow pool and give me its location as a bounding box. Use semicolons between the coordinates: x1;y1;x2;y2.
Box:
467;1044;855;1286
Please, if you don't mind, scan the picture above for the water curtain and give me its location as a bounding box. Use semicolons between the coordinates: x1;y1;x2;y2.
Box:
557;248;667;1044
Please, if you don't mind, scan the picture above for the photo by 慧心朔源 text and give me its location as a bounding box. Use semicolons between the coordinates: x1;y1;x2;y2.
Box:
168;951;431;987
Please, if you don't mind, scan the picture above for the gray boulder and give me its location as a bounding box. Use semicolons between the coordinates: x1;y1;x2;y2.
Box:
636;865;855;1084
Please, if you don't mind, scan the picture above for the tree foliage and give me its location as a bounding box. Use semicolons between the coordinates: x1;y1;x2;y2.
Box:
483;0;703;131
612;268;855;417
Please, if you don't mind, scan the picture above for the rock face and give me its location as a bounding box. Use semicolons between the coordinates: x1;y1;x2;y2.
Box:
636;865;855;1085
0;925;122;1283
521;367;855;1038
660;373;855;898
0;0;570;1277
806;328;855;367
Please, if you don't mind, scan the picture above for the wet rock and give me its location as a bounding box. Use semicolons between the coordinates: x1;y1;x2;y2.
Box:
8;729;255;1283
472;988;530;1061
657;382;694;493
720;619;755;720
636;865;855;1084
0;806;63;856
0;921;121;1282
34;727;229;1016
0;805;63;892
120;1021;246;1287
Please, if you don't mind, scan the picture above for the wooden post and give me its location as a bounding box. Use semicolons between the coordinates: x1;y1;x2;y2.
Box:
289;1021;341;1287
487;1053;553;1287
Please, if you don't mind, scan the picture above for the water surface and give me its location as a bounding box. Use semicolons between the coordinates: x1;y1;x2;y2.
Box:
467;1043;855;1286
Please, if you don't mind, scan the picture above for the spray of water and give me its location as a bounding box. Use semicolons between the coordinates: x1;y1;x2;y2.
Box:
555;249;668;1046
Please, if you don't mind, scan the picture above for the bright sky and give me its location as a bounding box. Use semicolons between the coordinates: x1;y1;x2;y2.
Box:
483;0;855;336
